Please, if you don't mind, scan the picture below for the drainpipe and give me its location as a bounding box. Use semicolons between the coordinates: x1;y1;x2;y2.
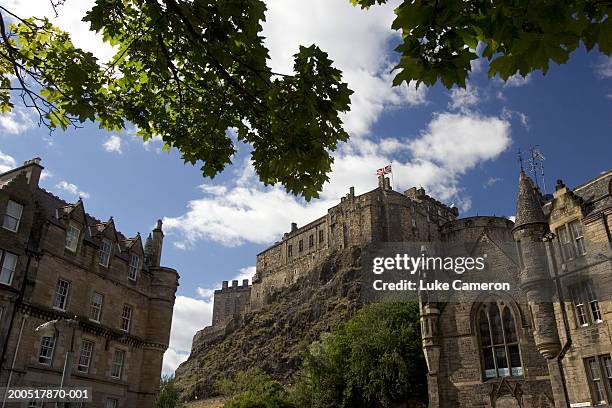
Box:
0;315;27;408
0;247;34;378
544;234;571;407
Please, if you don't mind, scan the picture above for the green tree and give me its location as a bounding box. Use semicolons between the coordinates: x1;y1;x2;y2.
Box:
156;375;183;408
218;368;296;408
352;0;612;88
0;1;352;200
295;302;427;408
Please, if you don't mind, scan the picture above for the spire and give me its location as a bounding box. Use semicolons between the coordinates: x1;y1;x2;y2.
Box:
513;170;547;230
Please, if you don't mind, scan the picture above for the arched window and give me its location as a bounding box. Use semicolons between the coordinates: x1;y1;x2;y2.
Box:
478;302;523;379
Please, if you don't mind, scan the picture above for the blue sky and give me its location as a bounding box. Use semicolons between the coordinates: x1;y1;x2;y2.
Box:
2;0;611;374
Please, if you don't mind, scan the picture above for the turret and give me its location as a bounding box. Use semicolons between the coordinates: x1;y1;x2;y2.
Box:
512;171;561;359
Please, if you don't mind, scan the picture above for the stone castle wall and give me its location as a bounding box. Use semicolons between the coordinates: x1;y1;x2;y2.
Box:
209;176;459;323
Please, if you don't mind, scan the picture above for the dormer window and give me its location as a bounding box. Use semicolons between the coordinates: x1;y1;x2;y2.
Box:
558;220;587;261
2;200;23;232
128;254;139;281
65;223;81;252
99;239;112;267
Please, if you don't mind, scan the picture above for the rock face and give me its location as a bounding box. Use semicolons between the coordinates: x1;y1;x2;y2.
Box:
174;248;363;400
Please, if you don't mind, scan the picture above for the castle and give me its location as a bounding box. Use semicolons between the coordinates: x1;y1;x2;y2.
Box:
200;167;612;408
0;158;179;408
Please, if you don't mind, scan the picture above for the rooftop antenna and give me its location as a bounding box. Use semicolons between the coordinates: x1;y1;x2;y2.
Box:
529;146;547;194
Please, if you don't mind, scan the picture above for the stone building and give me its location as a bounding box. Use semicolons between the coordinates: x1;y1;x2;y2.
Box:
421;169;612;407
211;176;458;324
0;158;179;408
202;167;611;408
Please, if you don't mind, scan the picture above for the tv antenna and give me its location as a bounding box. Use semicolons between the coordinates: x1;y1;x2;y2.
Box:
529;146;547;194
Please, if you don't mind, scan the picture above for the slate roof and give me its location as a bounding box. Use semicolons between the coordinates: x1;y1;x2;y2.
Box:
513;170;547;229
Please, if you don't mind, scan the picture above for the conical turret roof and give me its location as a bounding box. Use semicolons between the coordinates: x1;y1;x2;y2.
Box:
513;170;547;229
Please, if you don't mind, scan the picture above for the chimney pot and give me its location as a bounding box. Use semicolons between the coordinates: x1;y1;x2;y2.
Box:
242;279;249;286
232;279;239;287
222;281;228;289
291;222;297;232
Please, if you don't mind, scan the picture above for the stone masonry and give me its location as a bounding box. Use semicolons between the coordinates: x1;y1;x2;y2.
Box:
0;158;179;408
198;168;612;408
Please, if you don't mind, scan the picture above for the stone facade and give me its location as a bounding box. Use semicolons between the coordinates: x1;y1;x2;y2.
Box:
212;175;458;323
422;170;612;408
0;158;179;408
202;168;612;408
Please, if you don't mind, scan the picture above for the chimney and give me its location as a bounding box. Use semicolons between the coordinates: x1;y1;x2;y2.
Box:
384;177;391;191
232;279;239;288
222;281;229;289
22;157;44;188
242;279;249;287
151;219;164;267
378;175;385;189
291;222;298;232
349;186;355;197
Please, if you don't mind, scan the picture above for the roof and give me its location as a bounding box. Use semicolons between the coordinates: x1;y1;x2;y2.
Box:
513;171;547;229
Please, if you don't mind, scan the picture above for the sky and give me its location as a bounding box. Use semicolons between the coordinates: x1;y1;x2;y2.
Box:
1;0;611;376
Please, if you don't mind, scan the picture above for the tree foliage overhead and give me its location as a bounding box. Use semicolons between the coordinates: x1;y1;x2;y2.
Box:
0;0;352;200
352;0;612;88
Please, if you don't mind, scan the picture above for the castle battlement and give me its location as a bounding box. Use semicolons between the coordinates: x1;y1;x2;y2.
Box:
211;177;461;324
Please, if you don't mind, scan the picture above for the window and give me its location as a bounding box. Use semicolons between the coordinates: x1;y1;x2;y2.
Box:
318;230;324;243
120;305;132;332
106;398;118;408
309;234;314;248
287;244;293;258
128;254;139;280
557;220;587;260
99;239;112;267
2;200;23;232
77;339;94;373
570;220;586;256
586;357;608;405
64;223;80;252
53;279;70;310
298;240;304;253
571;281;602;326
110;349;125;379
478;302;522;379
27;401;43;408
38;336;56;365
604;355;612;394
89;292;103;322
0;251;17;285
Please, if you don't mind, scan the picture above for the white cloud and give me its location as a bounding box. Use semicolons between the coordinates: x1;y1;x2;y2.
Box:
503;73;532;87
0;107;36;135
4;0;115;63
408;112;511;175
594;56;612;78
263;0;426;137
165;111;512;247
55;181;90;199
501;107;529;129
0;151;17;173
484;177;502;188
449;84;480;111
102;135;122;154
162;347;190;377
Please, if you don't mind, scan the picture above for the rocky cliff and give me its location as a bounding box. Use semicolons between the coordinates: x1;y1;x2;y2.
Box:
174;247;364;401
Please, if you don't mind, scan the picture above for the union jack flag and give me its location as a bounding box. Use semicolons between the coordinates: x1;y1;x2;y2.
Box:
376;164;392;175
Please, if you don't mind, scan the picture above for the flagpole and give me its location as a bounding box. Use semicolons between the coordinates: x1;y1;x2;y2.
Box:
390;162;394;191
